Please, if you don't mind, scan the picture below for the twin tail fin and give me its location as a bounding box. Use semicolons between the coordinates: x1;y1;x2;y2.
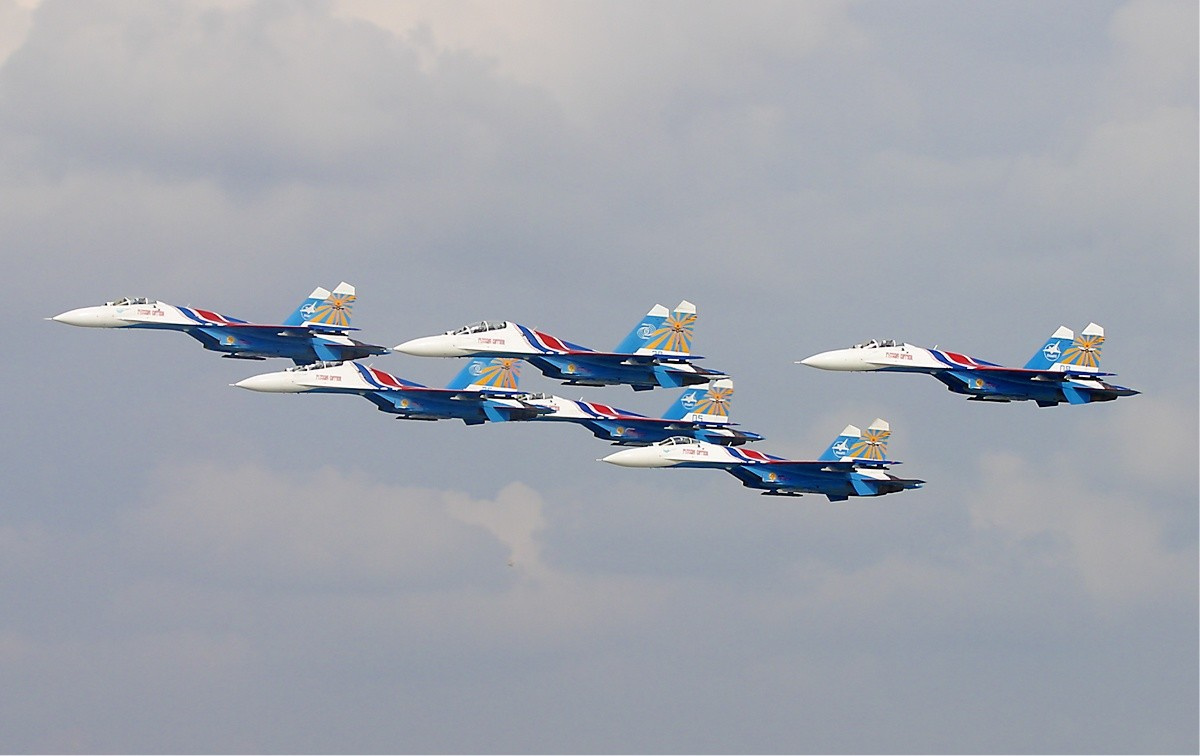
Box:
612;300;697;356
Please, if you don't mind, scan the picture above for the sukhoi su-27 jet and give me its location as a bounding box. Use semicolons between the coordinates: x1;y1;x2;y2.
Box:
51;282;389;365
394;301;727;391
602;419;923;501
799;323;1138;407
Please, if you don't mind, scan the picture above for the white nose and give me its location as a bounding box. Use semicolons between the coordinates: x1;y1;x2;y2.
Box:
600;447;672;468
797;350;866;371
393;335;468;357
51;307;126;328
233;372;305;393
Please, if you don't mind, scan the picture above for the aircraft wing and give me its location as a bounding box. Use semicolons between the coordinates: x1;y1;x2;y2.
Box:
614;416;743;430
386;385;548;409
208;322;361;335
589;351;707;364
758;459;860;470
966;366;1119;380
377;385;494;400
755;458;899;471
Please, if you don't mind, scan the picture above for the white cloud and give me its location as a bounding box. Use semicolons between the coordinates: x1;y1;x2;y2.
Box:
1105;0;1198;115
332;0;865;119
969;451;1194;608
0;0;35;66
1010;105;1198;244
125;461;517;586
2;1;1196;751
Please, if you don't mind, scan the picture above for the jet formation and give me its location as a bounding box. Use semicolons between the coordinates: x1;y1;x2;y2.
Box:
52;284;1140;500
236;357;762;447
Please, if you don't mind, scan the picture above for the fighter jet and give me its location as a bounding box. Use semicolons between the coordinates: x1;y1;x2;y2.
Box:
523;378;764;446
798;324;1139;407
51;283;389;365
602;419;923;501
233;356;548;424
394;301;727;391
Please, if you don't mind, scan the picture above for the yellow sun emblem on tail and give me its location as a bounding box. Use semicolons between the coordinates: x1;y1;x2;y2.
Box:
849;426;890;461
643;312;696;353
1060;332;1103;369
308;292;355;328
474;358;520;389
690;385;731;417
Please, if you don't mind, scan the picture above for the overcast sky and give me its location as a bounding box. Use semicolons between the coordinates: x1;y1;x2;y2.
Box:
1;0;1196;752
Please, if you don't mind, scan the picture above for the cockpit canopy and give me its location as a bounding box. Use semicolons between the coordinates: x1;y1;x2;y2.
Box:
448;321;507;336
287;360;343;372
853;339;898;349
659;436;698;446
106;297;151;306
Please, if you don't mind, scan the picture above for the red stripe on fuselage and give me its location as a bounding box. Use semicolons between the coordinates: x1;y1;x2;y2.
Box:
192;308;234;324
942;351;980;368
738;448;772;462
369;367;404;389
585;402;619;417
531;330;573;353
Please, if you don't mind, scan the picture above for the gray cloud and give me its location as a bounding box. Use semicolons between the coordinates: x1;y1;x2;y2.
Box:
1;0;1195;752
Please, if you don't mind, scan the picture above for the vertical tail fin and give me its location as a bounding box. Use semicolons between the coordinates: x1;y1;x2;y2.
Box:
1023;326;1074;370
1055;323;1104;372
662;378;733;422
818;424;862;461
283;286;331;326
613;300;697;356
846;419;891;462
446;357;523;391
304;282;356;329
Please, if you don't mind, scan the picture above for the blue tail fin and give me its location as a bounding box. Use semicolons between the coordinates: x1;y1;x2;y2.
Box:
818;423;862;461
662;379;733;422
612;300;696;356
283;286;331;326
847;418;891;462
446;357;523;391
1023;326;1075;370
303;282;356;329
1055;322;1104;372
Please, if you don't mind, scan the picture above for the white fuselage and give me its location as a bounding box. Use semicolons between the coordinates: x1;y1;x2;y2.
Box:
395;322;540;357
602;439;751;468
234;361;375;393
799;342;946;372
52;300;196;328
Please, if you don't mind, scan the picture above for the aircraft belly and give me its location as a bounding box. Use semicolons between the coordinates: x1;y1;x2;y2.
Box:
530;356;648;387
729;466;852;497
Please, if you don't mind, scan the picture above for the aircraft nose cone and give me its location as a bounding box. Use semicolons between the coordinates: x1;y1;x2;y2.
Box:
394;335;464;357
51;307;118;327
797;350;859;371
600;447;670;468
233;372;304;393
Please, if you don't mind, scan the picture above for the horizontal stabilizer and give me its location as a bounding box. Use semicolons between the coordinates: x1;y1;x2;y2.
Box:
483;403;510;423
851;477;879;497
653;364;688;388
1061;384;1091;405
